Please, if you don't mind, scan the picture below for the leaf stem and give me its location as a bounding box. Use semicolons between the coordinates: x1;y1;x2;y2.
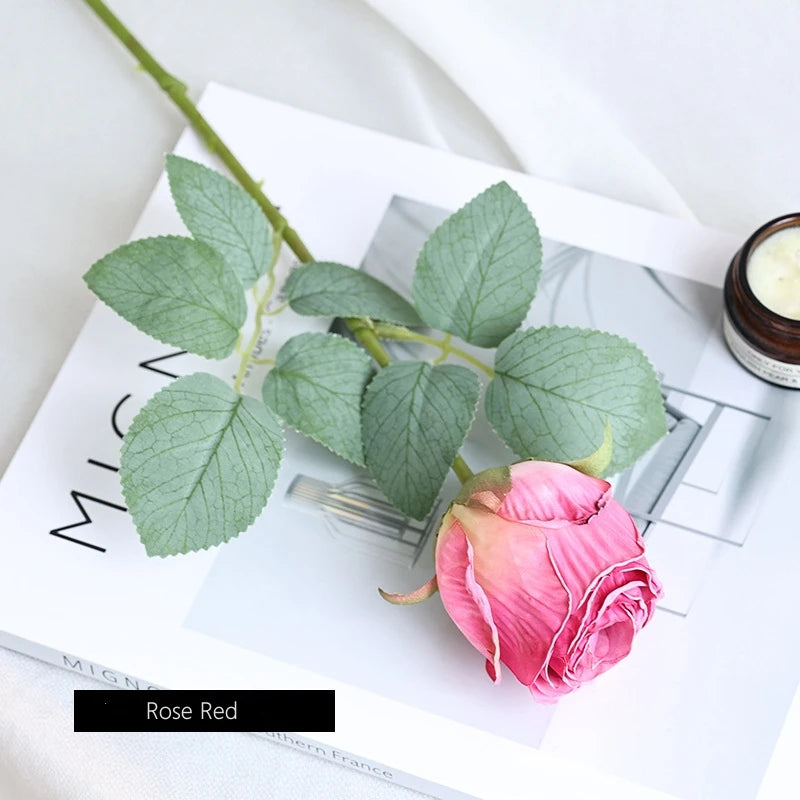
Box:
233;286;270;394
263;300;289;317
345;318;391;368
81;0;475;482
233;227;286;392
373;323;495;378
432;333;451;365
451;456;474;484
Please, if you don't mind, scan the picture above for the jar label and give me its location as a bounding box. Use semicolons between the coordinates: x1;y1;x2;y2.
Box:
723;312;800;388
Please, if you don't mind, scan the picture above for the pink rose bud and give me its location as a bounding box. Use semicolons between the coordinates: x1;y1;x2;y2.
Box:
435;461;663;702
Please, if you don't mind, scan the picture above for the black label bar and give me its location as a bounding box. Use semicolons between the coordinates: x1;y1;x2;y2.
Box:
74;689;335;732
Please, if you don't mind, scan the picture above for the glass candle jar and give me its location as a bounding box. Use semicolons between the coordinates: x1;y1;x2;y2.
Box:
723;213;800;388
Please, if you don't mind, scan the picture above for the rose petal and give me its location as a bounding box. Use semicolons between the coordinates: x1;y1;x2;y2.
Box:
499;462;611;528
447;504;572;686
436;517;501;682
570;560;661;650
564;560;662;684
464;538;502;683
568;617;636;682
530;664;579;703
545;498;645;604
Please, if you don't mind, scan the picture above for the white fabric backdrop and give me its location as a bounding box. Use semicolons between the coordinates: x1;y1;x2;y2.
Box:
2;1;799;797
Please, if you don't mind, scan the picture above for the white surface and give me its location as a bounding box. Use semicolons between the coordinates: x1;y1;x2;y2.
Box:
0;84;754;800
2;1;800;799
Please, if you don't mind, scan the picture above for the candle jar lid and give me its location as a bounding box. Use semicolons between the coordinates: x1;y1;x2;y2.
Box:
723;213;800;387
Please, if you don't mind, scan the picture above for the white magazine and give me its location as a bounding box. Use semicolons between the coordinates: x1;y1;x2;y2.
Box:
0;83;797;800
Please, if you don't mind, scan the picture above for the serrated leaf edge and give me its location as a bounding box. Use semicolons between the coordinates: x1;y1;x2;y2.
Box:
262;332;374;467
411;181;541;345
285;262;423;327
485;325;666;474
165;154;271;288
361;361;482;520
119;372;286;558
83;235;245;361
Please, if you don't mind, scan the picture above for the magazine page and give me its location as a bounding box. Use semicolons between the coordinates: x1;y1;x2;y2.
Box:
0;83;796;800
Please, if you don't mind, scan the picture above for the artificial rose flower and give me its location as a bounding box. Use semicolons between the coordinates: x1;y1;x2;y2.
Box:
431;461;662;702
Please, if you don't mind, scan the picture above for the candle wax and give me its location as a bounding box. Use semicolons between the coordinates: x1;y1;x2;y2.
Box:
746;226;800;320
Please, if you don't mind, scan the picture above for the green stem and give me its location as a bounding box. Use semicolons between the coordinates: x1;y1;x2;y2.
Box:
81;0;475;483
263;300;289;317
233;286;270;394
86;0;397;374
451;456;474;484
82;0;313;265
373;323;495;378
345;319;391;368
233;225;286;392
432;333;451;365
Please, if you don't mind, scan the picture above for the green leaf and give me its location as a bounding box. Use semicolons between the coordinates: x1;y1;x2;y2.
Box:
411;182;541;347
84;236;246;359
566;419;613;478
485;327;666;475
262;332;374;465
120;372;284;557
284;262;423;326
166;154;273;287
362;362;480;519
